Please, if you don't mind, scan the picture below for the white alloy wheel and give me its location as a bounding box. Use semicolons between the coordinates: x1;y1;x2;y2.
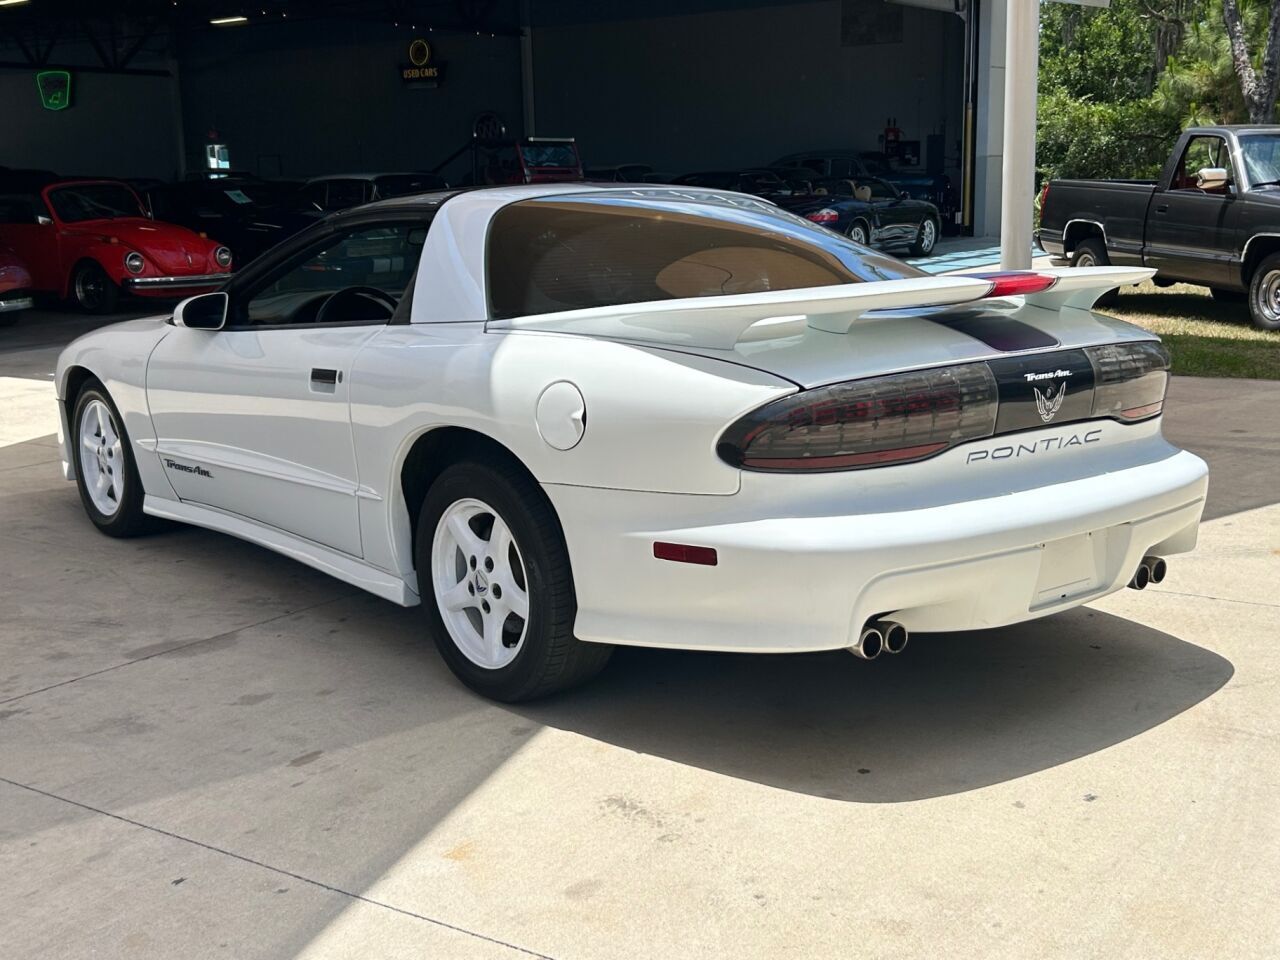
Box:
849;222;869;245
431;497;530;669
78;398;124;517
1075;249;1097;267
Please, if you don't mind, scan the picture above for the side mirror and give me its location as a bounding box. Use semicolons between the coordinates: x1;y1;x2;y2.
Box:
35;215;52;226
1196;167;1230;192
174;291;228;330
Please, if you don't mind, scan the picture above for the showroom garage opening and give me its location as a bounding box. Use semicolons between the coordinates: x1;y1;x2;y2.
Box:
0;0;1007;236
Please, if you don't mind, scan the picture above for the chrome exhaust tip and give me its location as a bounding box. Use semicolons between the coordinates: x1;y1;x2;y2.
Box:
851;625;884;660
875;620;909;654
1144;556;1168;584
1128;563;1151;591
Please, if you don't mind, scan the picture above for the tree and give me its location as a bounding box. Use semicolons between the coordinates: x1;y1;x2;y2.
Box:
1221;0;1280;122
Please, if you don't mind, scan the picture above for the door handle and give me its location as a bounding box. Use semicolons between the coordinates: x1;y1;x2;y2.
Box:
1155;204;1169;214
310;368;341;385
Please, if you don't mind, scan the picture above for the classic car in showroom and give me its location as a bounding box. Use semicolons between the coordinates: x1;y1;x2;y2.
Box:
141;175;320;266
55;184;1204;701
0;244;34;323
779;176;941;254
0;179;233;314
772;150;956;226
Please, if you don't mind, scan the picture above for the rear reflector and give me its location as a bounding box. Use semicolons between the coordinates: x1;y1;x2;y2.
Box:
653;542;719;565
962;271;1058;298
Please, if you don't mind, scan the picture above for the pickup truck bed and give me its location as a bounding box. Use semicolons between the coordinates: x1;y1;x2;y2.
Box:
1037;125;1280;329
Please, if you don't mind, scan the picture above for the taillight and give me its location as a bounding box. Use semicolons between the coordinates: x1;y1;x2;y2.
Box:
717;363;998;472
1038;182;1050;209
805;208;840;225
962;271;1058;298
1086;341;1170;422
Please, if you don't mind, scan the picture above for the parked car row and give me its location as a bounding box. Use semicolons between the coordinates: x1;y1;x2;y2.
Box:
0;142;955;319
0;167;451;316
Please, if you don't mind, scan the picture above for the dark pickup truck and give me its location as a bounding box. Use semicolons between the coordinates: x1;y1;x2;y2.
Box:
1038;125;1280;329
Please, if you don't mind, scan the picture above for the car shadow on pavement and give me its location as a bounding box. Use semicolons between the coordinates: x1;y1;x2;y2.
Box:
517;609;1233;803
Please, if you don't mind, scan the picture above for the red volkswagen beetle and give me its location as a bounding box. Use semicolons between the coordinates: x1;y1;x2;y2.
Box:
0;179;232;314
0;244;34;324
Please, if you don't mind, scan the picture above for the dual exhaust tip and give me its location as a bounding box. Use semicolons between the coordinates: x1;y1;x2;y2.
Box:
851;619;908;660
1128;555;1168;591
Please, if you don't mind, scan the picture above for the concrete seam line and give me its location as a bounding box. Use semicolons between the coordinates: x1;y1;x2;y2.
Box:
1144;589;1280;609
0;600;343;706
0;776;558;960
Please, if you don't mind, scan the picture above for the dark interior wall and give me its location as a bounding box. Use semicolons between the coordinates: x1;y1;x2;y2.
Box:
177;20;524;181
530;0;965;177
0;51;182;179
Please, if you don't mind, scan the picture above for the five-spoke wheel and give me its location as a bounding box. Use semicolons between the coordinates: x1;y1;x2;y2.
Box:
431;497;531;670
415;456;611;701
71;381;156;536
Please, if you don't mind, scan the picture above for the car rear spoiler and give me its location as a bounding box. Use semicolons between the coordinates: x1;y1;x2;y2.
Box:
487;266;1154;348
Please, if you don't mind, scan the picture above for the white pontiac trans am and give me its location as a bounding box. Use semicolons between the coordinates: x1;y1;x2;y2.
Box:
55;184;1208;701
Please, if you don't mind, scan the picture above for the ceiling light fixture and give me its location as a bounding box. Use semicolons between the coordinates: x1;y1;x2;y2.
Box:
209;15;248;25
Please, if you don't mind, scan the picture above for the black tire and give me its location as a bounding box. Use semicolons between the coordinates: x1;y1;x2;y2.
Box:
908;217;939;256
1248;253;1280;331
1211;287;1246;303
414;456;612;701
70;381;159;537
70;261;120;315
1070;238;1119;307
847;220;871;246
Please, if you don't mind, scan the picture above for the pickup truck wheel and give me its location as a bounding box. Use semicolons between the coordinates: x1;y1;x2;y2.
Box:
1070;238;1119;307
71;261;120;315
415;458;612;702
1247;254;1280;330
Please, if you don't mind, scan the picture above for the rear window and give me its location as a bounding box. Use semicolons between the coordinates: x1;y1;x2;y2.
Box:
487;195;922;319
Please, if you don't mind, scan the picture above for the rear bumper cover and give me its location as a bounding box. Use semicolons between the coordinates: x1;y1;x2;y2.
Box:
548;423;1207;653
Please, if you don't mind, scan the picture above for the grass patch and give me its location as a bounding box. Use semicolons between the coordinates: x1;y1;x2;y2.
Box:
1098;281;1280;380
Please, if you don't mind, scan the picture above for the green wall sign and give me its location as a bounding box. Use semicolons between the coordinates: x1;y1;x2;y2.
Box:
36;70;72;111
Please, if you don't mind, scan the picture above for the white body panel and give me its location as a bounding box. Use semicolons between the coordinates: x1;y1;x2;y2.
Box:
53;185;1207;655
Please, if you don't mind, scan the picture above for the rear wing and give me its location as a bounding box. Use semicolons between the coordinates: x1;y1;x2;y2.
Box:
486;266;1153;349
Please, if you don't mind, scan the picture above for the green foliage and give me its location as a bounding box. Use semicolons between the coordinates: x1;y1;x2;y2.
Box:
1039;0;1164;102
1037;90;1180;180
1152;10;1251;124
1034;0;1280;179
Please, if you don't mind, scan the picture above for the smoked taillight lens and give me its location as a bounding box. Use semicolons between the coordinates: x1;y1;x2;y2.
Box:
717;363;998;472
1086;341;1171;423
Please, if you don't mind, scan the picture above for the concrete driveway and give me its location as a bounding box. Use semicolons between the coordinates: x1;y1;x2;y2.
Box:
2;309;1278;959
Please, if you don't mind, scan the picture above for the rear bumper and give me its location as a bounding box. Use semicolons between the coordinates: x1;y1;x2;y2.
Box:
1036;229;1066;259
548;423;1207;654
123;273;230;296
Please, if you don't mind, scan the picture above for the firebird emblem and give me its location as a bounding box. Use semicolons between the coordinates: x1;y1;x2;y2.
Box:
1034;382;1067;423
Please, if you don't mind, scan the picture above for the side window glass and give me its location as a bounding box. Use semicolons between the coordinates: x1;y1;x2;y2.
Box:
1174;136;1232;191
829;158;853;178
240;222;429;328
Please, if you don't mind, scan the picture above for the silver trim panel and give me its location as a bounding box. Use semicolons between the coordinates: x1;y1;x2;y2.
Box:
0;295;33;313
124;273;231;288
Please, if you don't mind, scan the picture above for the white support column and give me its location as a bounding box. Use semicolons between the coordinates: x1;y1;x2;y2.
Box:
999;0;1039;268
